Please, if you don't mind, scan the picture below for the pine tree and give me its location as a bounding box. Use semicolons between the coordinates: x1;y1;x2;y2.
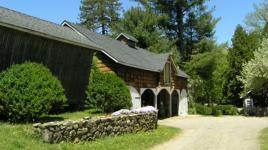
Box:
79;0;121;35
134;0;218;65
113;6;180;64
225;25;256;106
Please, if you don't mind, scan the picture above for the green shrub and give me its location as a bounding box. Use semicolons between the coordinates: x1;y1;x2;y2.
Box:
213;105;238;115
188;108;196;114
86;59;132;113
195;104;212;115
212;107;222;116
195;104;237;116
0;62;67;122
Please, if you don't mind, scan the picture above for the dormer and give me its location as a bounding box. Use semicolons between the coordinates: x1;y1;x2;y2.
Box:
116;33;138;48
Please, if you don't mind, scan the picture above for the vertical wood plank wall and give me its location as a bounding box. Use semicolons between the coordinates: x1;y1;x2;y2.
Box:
0;26;94;109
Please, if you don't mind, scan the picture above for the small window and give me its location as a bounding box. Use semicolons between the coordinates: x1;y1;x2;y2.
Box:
164;62;171;84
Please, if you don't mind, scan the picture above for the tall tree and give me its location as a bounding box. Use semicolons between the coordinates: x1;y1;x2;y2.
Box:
186;44;229;105
224;25;258;106
79;0;121;35
113;6;180;64
135;0;218;65
240;38;268;107
245;0;268;31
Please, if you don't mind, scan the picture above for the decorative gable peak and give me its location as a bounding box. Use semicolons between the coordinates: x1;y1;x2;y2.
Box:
116;33;138;48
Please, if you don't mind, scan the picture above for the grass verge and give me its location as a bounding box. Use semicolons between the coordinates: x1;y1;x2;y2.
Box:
259;127;268;150
0;110;180;150
0;123;180;150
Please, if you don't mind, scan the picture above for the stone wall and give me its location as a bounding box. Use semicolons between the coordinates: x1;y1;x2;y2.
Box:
33;112;158;143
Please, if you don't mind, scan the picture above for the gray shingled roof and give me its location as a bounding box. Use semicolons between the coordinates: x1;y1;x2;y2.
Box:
177;67;190;79
63;21;189;78
0;6;101;50
116;33;139;43
63;21;171;72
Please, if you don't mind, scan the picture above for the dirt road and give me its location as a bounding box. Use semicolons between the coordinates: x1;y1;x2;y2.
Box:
152;116;268;150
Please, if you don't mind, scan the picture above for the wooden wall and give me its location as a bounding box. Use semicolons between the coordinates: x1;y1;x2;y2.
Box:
96;53;159;91
96;53;188;92
158;59;188;91
174;77;188;91
0;26;94;109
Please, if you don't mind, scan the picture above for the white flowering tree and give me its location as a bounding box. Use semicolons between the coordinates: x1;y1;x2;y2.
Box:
240;38;268;106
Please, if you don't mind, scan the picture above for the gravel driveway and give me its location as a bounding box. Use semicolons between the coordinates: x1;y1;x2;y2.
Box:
152;116;268;150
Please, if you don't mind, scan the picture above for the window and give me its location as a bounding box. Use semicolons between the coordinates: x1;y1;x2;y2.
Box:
164;62;171;84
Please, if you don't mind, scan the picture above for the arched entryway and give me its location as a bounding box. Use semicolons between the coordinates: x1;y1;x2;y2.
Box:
157;89;170;118
128;86;141;109
179;89;188;116
171;90;179;116
141;89;155;107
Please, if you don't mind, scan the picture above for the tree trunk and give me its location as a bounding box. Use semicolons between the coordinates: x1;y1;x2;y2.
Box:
176;1;185;65
101;23;105;35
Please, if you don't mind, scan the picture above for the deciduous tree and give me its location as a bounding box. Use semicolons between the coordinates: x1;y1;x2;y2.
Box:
240;39;268;107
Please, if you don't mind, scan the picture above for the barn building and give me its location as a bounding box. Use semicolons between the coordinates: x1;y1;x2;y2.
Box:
63;21;190;118
0;7;101;108
0;6;189;117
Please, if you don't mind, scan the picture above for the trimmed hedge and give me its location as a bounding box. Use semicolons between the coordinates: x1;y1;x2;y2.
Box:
213;105;238;115
0;62;67;122
86;58;132;113
195;104;238;116
195;104;212;115
212;109;223;116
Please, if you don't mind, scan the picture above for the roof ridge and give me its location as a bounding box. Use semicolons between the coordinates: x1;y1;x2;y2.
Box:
63;21;172;72
0;6;63;27
62;21;104;49
0;6;101;50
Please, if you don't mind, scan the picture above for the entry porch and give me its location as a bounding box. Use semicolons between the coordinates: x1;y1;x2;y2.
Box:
129;86;188;118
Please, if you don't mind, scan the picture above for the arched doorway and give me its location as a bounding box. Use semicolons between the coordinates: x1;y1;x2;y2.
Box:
128;86;141;109
141;89;155;107
157;89;170;118
171;90;179;116
179;89;188;116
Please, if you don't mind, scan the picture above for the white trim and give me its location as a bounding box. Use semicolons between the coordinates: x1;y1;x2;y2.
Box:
61;21;175;73
128;86;141;109
62;21;120;63
101;50;119;63
61;21;87;38
0;21;101;51
140;88;157;96
115;33;127;40
115;33;138;42
169;56;178;73
156;87;172;95
171;89;180;95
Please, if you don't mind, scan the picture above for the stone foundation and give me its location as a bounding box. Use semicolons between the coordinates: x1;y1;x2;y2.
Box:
33;112;158;143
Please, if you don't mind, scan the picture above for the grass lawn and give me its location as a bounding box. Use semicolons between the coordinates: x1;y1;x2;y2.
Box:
0;110;181;150
259;127;268;150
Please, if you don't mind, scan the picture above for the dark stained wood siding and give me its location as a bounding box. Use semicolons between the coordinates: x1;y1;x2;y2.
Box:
174;76;188;90
159;58;186;89
0;26;94;109
96;52;188;91
96;53;159;91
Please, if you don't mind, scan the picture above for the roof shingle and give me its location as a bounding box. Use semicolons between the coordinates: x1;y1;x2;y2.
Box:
0;6;101;50
63;21;171;72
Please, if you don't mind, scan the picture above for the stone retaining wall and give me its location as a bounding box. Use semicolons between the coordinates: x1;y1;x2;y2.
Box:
33;112;158;143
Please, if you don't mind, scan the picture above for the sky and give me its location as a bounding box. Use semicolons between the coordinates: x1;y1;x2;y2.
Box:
0;0;263;44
